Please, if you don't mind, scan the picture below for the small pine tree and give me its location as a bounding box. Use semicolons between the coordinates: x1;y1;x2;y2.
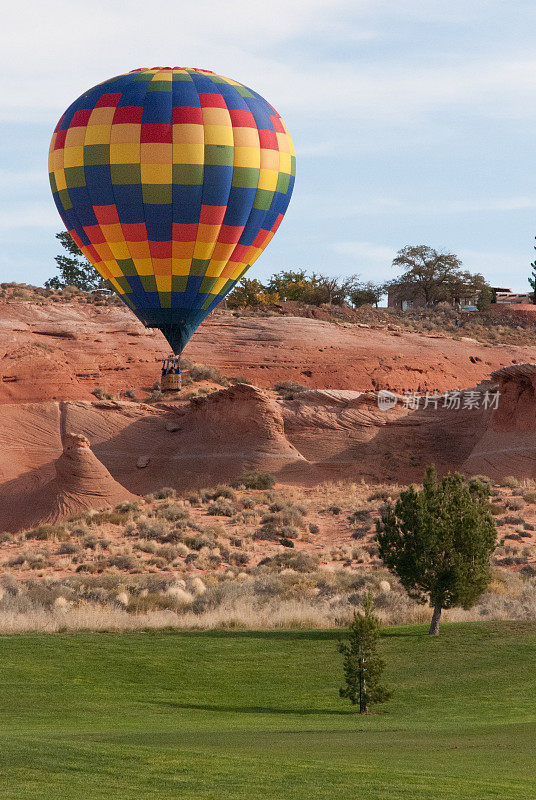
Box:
376;466;497;635
529;237;536;304
45;231;106;291
338;593;391;712
476;284;494;311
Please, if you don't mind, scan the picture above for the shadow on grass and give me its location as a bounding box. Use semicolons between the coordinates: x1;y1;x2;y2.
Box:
150;700;356;716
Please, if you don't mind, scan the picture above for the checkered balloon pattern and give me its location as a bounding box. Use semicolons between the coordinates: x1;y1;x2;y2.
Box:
49;67;295;354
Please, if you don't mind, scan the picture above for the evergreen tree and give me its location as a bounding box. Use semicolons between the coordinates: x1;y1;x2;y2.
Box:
338;593;391;712
45;231;106;291
476;285;495;311
529;236;536;304
376;466;497;635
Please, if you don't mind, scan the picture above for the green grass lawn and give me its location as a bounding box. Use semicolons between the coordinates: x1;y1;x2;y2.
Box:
1;621;536;799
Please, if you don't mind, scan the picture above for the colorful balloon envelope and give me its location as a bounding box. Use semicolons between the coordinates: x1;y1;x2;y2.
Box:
49;67;295;354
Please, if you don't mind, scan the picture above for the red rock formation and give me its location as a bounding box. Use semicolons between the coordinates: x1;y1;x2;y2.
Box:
464;364;536;479
2;299;536;402
0;429;138;532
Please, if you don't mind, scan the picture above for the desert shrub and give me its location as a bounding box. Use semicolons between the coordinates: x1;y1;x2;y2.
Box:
349;509;372;523
278;524;300;539
146;556;168;569
506;497;525;511
229;551;250;566
155;487;176;500
489;504;504;516
6;554;25;568
135;518;167;539
351;526;370;540
502;515;524;525
501;476;520;489
25;524;67;541
260;508;306;530
253;521;299;541
232;471;275;490
156;528;188;544
240;496;257;509
235;509;260;524
127;593;178;613
188;363;229;385
327;505;341;515
56;542;80;555
108;554;137;571
135;540;159;555
115;501;140;513
274;380;308;400
87;511;129;526
207;499;235;517
212;485;237;501
252;526;280;542
75;563;99;574
0;532;12;544
158;545;179;563
156;503;191;522
268;551;319;572
91;387;111;400
367;490;391;502
523;522;535;531
228;376;252;385
183;490;201;506
470;475;494;487
523;491;536;504
81;535;96;550
187;531;218;551
308;523;320;534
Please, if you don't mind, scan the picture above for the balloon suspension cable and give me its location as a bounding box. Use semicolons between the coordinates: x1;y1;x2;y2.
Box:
161;354;182;393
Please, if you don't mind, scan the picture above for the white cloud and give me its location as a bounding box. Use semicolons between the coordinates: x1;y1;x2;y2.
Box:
3;0;536;128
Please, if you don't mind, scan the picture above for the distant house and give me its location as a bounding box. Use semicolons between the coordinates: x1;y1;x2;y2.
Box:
387;285;513;311
495;290;534;304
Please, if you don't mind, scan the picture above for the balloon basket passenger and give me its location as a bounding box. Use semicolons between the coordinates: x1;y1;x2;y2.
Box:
161;356;182;392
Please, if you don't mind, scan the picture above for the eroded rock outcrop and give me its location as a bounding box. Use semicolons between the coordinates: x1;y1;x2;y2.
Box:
463;364;536;479
0;429;138;532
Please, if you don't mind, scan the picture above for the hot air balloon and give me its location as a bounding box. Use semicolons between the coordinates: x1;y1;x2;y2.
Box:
49;67;295;389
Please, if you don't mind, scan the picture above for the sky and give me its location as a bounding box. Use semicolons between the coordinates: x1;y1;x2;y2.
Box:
2;0;536;292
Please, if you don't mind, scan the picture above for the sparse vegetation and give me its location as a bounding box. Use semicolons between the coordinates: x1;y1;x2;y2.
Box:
274;380;308;399
232;471;275;490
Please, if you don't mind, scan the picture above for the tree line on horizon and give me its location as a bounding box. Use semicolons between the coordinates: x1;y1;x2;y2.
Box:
48;231;533;309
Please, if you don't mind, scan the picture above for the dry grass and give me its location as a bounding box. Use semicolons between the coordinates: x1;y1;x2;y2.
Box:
2;477;536;633
1;565;536;634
